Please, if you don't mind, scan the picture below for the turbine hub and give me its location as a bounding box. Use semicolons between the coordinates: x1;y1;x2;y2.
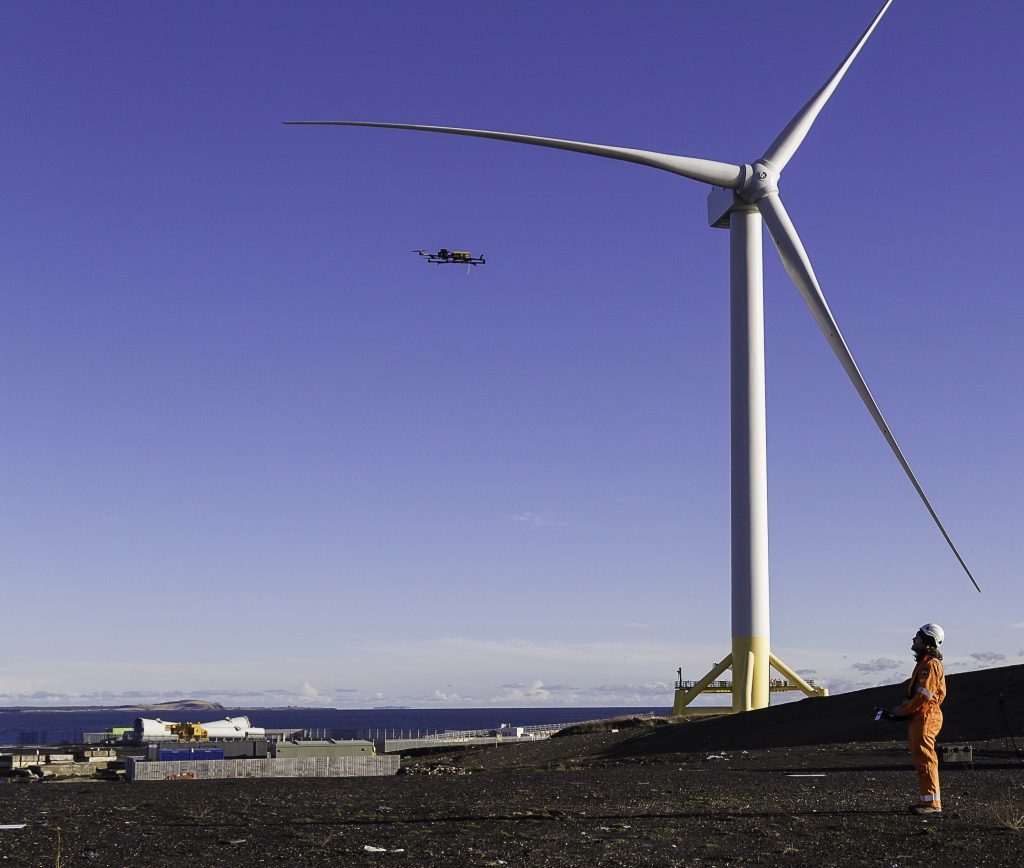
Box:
738;160;780;204
707;161;781;228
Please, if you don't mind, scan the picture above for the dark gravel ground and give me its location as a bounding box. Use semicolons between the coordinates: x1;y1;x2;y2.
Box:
1;731;1022;867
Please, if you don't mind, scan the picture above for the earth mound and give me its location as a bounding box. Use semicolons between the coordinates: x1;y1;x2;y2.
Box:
552;715;671;737
610;662;1024;757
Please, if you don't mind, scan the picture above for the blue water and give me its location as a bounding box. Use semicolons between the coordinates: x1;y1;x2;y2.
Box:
0;706;670;746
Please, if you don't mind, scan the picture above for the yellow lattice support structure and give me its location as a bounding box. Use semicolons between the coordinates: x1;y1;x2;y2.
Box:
671;653;827;716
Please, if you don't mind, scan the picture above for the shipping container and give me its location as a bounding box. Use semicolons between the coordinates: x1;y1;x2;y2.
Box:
271;739;374;759
157;748;224;761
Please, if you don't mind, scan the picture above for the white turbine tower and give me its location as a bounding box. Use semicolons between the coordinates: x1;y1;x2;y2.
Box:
286;0;980;713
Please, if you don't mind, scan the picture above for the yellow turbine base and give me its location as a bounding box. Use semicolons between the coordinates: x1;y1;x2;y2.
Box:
731;635;770;711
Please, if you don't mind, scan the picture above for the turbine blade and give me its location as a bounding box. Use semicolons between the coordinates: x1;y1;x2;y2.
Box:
284;121;743;189
757;192;980;592
761;0;893;172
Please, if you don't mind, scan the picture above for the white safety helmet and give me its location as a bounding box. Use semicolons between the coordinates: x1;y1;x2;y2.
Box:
918;623;945;647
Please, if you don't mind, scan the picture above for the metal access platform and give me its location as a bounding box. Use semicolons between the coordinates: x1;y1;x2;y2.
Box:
675;677;821;694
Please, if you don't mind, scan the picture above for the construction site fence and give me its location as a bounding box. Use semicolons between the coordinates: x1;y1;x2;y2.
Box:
126;754;400;781
370;712;659;746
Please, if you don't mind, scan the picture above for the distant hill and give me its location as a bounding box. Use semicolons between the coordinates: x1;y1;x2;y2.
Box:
611;663;1024;756
3;699;226;713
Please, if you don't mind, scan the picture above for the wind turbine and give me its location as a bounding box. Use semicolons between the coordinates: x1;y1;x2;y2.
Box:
286;0;979;712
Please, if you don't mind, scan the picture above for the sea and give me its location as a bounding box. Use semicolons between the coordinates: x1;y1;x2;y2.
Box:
0;706;671;747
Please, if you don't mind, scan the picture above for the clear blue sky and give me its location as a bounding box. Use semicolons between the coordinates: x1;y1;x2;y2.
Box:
2;1;1020;708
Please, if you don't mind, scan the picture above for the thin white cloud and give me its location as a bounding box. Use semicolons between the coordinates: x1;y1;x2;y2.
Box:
497;681;572;692
584;682;671;698
511;511;565;527
820;677;874;694
851;657;903;674
0;684;357;708
427;689;466;702
482;680;679;706
432;636;700;668
491;680;553;703
18;636;1000;709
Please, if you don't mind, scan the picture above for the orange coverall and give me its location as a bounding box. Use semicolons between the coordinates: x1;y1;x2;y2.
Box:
896;654;946;807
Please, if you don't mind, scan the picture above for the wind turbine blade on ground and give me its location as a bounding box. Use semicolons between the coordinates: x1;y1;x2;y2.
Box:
761;0;894;173
283;121;743;189
756;191;980;592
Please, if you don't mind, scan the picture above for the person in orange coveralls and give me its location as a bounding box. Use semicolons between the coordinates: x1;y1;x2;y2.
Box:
890;623;946;815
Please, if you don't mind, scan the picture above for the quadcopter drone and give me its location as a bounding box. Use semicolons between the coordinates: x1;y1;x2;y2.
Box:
414;248;486;266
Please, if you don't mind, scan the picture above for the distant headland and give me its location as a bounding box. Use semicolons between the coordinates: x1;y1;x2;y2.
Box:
1;699;226;713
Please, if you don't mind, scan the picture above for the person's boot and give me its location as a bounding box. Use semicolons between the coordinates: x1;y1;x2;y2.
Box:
909;803;942;815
